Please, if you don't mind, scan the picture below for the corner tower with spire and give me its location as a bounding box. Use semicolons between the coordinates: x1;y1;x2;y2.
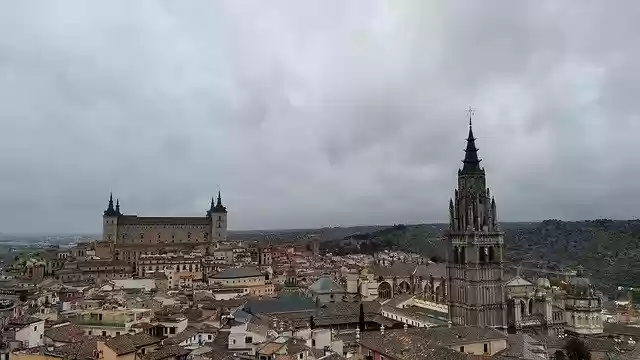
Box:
103;193;121;242
206;190;228;243
447;108;507;328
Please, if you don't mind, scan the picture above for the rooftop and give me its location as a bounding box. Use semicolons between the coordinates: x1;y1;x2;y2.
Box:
211;267;263;279
308;277;345;294
104;333;162;355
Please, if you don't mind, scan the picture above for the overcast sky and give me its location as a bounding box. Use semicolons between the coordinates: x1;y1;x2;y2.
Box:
0;1;638;234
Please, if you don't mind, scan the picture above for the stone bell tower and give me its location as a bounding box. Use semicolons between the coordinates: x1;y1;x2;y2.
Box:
446;110;507;328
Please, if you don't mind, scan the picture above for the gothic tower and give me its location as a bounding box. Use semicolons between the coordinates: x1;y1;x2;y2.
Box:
447;114;507;328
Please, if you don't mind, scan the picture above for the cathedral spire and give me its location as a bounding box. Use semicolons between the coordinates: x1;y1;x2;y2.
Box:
461;107;482;174
115;199;121;215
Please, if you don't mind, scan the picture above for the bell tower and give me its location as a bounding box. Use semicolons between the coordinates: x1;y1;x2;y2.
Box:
447;108;507;328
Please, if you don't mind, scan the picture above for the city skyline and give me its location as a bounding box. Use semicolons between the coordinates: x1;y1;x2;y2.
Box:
1;1;639;233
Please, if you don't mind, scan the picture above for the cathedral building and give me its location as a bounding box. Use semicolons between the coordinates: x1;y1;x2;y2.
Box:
446;117;507;328
445;117;603;335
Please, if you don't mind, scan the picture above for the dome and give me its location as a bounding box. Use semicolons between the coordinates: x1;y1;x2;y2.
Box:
535;277;551;289
569;269;593;297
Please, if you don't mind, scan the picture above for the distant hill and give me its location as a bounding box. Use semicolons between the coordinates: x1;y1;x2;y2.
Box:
321;219;640;295
228;225;390;242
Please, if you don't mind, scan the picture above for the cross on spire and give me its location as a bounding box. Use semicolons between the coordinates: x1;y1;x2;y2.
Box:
465;105;475;126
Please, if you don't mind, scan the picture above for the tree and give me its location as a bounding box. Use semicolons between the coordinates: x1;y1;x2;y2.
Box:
565;338;590;360
554;350;566;360
359;303;365;330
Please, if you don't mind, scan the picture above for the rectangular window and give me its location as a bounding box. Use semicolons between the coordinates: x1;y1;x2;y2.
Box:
460;346;465;353
246;336;253;343
484;344;489;354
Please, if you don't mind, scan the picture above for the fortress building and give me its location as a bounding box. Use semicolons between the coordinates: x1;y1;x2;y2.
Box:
99;191;228;266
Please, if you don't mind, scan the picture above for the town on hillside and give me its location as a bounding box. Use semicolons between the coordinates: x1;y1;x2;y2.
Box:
0;122;637;360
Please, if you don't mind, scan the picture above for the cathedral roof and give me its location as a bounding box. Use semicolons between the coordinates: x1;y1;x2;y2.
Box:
506;276;533;287
371;262;446;279
308;276;345;294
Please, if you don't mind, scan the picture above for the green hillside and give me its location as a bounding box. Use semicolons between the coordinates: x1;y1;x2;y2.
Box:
323;219;640;294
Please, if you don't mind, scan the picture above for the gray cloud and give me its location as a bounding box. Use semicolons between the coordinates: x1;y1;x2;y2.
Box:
0;0;639;233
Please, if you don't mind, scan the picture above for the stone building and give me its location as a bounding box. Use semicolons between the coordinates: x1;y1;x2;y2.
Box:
446;118;507;328
345;261;447;303
101;191;228;268
444;118;602;334
564;267;603;335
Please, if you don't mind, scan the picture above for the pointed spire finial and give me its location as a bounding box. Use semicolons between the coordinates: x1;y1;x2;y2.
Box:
104;192;117;216
115;199;120;213
210;189;227;214
460;106;482;174
465;105;475;127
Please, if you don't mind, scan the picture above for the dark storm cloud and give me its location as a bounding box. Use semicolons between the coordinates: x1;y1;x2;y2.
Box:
0;0;639;233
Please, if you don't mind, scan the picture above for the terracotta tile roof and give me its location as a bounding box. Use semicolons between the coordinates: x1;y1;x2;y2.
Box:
139;345;191;360
105;333;161;355
359;327;502;360
48;335;107;360
162;329;198;345
44;324;87;343
8;316;43;326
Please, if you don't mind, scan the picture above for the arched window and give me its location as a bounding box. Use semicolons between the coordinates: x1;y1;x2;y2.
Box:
520;300;526;317
378;282;392;299
528;299;533;315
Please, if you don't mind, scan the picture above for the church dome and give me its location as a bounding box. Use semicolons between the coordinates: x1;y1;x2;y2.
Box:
535;277;551;289
569;268;593;297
